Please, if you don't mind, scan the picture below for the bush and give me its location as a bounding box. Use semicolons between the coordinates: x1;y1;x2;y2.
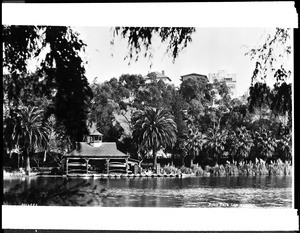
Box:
161;165;180;174
191;165;204;176
211;164;228;176
180;166;193;174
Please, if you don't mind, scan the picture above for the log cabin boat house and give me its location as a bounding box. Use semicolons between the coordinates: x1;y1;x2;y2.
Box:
63;128;135;176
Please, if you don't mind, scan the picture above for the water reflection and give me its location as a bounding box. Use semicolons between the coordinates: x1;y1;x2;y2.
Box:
3;176;292;207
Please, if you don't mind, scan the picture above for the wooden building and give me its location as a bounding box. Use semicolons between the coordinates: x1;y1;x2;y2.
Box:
64;128;129;175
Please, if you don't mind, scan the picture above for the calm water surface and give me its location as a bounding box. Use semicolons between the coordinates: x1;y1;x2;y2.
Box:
3;176;292;207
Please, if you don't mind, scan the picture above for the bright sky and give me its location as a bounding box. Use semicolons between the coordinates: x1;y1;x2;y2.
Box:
75;27;280;97
3;3;296;98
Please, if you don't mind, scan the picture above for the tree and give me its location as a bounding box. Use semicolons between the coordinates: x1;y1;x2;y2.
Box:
250;130;277;161
3;71;53;155
42;26;93;144
225;98;250;129
245;28;291;85
270;82;292;129
180;76;211;103
245;28;292;130
3;25;93;146
184;128;207;167
204;128;227;164
225;127;253;162
170;92;188;138
112;27;195;64
132;107;177;171
133;76;176;110
3;25;41;73
45;114;72;166
211;79;231;108
274;134;292;161
89;79;126;142
10;106;49;174
119;73;145;87
248;82;271;114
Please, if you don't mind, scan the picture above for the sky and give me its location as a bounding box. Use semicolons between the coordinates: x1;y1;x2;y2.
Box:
74;27;280;97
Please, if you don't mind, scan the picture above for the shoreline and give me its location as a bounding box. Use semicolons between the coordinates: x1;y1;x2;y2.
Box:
3;171;293;179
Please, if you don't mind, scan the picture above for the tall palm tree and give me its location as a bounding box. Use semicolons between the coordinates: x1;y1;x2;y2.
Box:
12;106;49;175
132;107;177;172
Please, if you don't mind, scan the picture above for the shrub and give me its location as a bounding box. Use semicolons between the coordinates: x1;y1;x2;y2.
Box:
180;166;193;174
161;165;180;174
192;165;204;176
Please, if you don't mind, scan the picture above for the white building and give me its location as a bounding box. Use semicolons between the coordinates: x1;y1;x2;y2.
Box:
208;70;237;98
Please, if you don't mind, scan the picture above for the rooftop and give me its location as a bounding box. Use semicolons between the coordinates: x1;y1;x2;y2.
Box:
180;73;208;81
66;142;128;158
181;73;207;78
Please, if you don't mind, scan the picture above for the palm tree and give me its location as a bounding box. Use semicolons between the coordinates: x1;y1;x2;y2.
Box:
226;127;253;162
185;128;207;167
132;107;177;172
251;130;277;160
12;106;49;175
205;128;227;164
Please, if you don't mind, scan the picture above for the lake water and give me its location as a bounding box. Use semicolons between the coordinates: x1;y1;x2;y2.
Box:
3;175;293;207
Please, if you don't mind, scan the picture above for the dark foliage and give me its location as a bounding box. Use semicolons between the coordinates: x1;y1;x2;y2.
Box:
3;179;106;206
113;27;195;64
3;25;93;147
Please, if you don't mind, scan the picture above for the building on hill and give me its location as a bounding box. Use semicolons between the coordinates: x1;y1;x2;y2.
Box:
208;70;237;97
144;70;171;83
180;73;208;82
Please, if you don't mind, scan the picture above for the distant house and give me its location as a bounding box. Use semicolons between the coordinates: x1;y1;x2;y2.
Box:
63;126;129;175
144;70;171;83
180;73;208;82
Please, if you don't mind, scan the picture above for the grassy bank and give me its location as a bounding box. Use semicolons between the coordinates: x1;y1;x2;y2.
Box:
3;159;292;179
161;159;292;177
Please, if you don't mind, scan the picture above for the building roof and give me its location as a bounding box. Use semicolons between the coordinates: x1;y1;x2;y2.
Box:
66;142;128;158
181;73;208;79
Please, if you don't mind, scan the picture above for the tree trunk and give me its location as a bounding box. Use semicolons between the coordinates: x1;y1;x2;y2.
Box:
182;156;185;167
153;147;157;173
17;153;20;169
25;152;31;175
190;158;194;168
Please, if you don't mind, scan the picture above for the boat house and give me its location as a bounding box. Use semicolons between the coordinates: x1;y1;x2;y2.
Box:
64;128;129;175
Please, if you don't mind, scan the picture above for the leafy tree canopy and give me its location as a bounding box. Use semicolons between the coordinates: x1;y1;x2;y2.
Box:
112;27;195;65
246;28;292;128
3;25;93;145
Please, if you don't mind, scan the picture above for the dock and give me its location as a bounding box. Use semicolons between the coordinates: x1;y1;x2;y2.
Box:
65;173;182;178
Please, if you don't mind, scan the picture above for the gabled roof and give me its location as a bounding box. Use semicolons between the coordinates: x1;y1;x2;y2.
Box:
66;142;128;158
